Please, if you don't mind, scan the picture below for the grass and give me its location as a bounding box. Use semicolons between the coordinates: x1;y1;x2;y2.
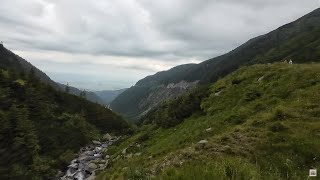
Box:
97;63;320;179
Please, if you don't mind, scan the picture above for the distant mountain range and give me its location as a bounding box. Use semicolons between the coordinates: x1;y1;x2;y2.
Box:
94;89;128;105
111;8;320;122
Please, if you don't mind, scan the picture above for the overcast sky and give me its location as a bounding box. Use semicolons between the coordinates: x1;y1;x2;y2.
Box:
0;0;319;90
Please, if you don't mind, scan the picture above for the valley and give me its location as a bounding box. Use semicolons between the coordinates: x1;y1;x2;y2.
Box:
0;4;319;180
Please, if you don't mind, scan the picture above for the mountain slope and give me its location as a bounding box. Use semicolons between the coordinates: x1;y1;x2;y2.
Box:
110;64;198;121
111;8;320;122
94;88;128;105
0;51;130;179
0;44;104;104
98;63;320;179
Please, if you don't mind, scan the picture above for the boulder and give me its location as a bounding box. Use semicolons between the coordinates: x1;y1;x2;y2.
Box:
134;152;142;156
205;128;212;132
74;172;85;180
103;133;112;141
214;91;223;96
258;76;265;82
126;153;133;159
56;170;64;177
95;147;102;152
105;155;110;159
88;163;98;170
197;140;208;149
101;144;108;148
85;151;94;156
92;140;101;145
68;163;78;169
122;148;127;154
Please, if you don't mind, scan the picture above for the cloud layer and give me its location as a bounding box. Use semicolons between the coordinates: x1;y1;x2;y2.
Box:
0;0;318;90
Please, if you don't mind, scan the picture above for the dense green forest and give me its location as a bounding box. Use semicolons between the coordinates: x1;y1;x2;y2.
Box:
0;68;130;179
98;63;320;179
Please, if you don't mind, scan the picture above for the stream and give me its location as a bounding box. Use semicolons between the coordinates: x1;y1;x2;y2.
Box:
58;134;120;180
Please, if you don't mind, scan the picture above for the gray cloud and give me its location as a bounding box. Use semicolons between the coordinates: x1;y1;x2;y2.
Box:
0;0;319;90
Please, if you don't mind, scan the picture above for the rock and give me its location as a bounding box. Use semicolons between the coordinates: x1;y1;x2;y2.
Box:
70;158;78;164
105;155;110;159
136;144;141;148
214;91;223;96
88;163;98;170
85;151;94;156
122;148;127;154
94;153;102;158
101;143;108;148
258;76;265;82
56;170;64;177
197;140;208;149
98;164;105;168
148;156;153;159
74;171;85;180
103;133;112;141
92;140;101;145
134;152;142;156
205;128;212;132
95;147;102;152
126;153;133;159
68;163;78;169
198;140;208;144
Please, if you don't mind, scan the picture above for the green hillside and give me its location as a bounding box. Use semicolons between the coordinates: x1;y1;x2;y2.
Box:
110;8;320;122
0;68;130;179
98;63;320;179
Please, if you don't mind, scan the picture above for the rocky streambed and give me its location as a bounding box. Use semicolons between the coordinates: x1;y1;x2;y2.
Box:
59;134;120;180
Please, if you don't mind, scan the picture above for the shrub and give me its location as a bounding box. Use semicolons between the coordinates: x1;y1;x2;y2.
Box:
270;122;287;132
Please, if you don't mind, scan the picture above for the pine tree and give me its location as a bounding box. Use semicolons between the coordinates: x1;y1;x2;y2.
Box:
12;107;40;163
65;83;70;93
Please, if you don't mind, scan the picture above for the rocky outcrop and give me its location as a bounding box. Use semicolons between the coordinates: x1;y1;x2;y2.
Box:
138;80;199;117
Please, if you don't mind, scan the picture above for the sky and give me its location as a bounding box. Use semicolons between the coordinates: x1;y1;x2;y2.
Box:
0;0;319;91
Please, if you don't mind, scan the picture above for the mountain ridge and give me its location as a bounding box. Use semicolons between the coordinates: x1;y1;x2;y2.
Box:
111;8;320;122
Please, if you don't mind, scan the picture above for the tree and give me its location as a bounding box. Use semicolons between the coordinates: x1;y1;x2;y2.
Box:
80;89;86;99
12;107;40;163
65;83;70;93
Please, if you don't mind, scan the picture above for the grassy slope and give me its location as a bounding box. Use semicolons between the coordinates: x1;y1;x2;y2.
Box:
97;63;320;179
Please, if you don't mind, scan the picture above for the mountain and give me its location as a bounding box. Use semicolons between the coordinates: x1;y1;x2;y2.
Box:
0;44;104;104
94;88;128;105
0;47;131;179
57;83;105;104
98;63;320;179
110;8;320;122
110;64;198;121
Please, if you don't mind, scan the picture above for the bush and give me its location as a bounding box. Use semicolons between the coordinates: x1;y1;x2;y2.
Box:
270;122;287;132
